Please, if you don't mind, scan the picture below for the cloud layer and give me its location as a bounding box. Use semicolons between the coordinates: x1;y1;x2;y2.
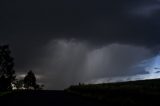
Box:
19;39;152;89
1;0;160;89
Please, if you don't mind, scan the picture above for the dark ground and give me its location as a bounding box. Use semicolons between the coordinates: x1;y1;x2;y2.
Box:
0;90;104;106
2;79;160;106
1;90;160;106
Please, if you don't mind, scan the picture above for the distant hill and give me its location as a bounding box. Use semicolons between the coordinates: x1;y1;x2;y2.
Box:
67;78;160;105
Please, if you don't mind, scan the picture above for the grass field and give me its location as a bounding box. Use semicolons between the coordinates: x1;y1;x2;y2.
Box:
1;79;160;105
67;78;160;105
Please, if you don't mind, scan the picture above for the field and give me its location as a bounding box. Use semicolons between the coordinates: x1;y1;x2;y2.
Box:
0;90;102;106
1;79;160;105
67;78;160;105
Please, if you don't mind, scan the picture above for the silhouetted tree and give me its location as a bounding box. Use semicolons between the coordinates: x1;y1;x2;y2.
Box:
0;45;15;90
12;70;44;90
24;70;38;90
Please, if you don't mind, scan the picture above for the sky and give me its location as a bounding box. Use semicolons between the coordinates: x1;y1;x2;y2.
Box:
1;0;160;89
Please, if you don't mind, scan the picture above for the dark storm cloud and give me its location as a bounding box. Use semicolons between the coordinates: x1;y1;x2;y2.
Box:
29;39;152;89
1;0;160;46
0;0;160;89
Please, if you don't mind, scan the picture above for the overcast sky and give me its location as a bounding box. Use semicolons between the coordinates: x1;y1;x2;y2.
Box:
1;0;160;89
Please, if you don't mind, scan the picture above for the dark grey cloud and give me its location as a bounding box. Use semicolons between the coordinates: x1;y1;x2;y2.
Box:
1;0;160;46
0;0;160;89
20;39;152;89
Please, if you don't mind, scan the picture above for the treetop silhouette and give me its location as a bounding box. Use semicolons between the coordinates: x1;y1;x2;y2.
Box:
23;70;43;90
0;45;15;90
24;70;36;89
0;45;43;91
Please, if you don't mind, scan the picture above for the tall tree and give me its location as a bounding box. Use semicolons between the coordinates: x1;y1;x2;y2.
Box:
0;45;15;90
24;70;37;90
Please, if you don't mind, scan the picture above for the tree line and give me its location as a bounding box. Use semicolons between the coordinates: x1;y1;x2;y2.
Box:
0;45;43;91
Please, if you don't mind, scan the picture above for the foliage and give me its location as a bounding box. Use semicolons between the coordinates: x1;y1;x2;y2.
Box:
24;70;36;89
23;70;43;90
0;45;44;91
0;45;15;90
13;79;24;90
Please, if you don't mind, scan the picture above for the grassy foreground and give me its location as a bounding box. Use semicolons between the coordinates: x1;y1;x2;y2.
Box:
0;90;103;106
66;78;160;105
1;79;160;105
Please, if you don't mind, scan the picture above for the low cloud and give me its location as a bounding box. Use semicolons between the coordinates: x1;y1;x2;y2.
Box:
22;39;152;89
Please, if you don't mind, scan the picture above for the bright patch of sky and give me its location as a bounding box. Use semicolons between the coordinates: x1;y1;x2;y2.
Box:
144;54;160;73
88;54;160;84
